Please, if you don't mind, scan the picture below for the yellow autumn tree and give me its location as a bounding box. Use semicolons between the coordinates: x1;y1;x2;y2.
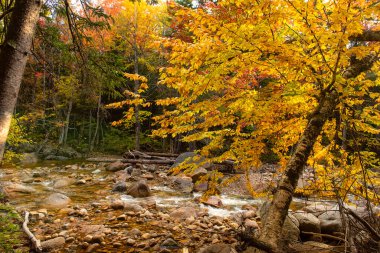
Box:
154;0;380;251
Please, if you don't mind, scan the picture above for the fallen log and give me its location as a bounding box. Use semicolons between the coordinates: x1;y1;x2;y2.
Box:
145;152;179;157
23;211;42;252
121;159;175;165
86;158;123;162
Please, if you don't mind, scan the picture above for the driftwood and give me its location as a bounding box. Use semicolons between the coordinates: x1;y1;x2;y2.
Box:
23;211;42;252
86;158;123;162
145;152;179;157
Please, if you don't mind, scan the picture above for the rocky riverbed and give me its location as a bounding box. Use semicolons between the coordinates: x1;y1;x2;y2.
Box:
0;158;377;252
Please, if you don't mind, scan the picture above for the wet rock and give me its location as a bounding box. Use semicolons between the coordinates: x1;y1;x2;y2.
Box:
92;169;101;174
41;237;65;252
127;181;151;198
114;170;130;182
42;193;71;208
112;182;127;192
201;196;223;208
2;182;36;194
131;168;142;177
106;161;127;172
171;176;193;193
170;207;198;221
141;173;154;180
129;228;142;236
197;243;237;253
53;178;74;188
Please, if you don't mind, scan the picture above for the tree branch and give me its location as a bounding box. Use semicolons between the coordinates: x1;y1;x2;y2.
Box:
0;7;13;21
350;30;380;42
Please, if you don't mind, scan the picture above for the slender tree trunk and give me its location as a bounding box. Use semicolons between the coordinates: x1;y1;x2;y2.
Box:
90;95;101;151
88;110;92;146
0;0;42;161
133;1;140;151
63;100;72;145
252;90;339;252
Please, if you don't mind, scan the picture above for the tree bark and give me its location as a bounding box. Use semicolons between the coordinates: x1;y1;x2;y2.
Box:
0;0;42;161
63;100;72;145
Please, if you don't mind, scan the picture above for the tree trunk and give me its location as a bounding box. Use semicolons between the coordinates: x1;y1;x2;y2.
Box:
133;1;140;151
63;100;72;145
0;0;42;161
90;95;101;151
253;90;339;252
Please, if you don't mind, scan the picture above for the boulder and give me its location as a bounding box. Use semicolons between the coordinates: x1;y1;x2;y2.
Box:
56;146;81;158
42;193;71;208
170;207;198;221
201;196;223;208
318;210;342;234
127;181;151;198
106;161;126;172
112;182;127;192
53;178;74;188
294;211;321;233
193;181;208;192
198;244;237;253
171;176;193;193
41;237;65;252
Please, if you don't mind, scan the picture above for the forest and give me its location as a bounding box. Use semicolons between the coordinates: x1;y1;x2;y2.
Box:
0;0;379;252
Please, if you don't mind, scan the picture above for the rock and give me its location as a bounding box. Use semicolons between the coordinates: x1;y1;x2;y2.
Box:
41;237;66;252
110;200;124;210
53;178;74;188
112;182;127;192
171;152;211;170
171;176;193;193
302;203;334;216
2;182;36;194
141;173;154;180
318;210;342;234
42;193;71;208
282;213;300;243
126;238;136;245
106;161;127;172
127;181;151;198
92;169;101;174
170;207;198;221
190;168;208;183
160;238;180;249
242;210;257;219
86;243;100;252
193;182;208;192
198;243;237;253
294;211;321;235
124;203;144;212
129;228;142;236
56;146;81;158
244;219;259;230
19;152;38;165
45;155;69;161
201;196;223;208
